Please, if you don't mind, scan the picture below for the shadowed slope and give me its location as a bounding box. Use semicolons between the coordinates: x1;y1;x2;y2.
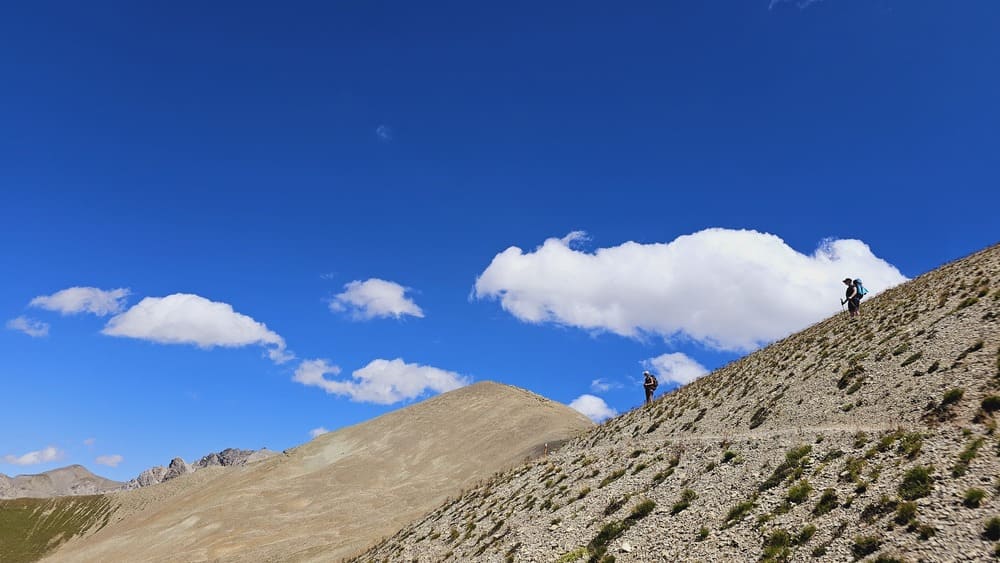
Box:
41;381;591;563
360;243;1000;562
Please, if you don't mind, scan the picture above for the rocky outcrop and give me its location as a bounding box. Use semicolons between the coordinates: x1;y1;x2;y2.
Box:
121;447;279;490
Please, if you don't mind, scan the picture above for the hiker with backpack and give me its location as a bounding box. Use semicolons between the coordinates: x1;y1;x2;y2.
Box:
841;278;869;318
643;371;658;404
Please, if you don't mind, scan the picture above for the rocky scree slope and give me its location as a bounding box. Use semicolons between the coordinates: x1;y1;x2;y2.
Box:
359;243;1000;563
38;381;592;563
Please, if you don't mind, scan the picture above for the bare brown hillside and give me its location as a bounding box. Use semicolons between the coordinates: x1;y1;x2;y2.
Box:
36;381;592;563
0;465;122;499
359;243;1000;562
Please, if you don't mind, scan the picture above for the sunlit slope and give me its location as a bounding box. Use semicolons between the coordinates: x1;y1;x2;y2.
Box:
41;381;592;563
360;243;1000;562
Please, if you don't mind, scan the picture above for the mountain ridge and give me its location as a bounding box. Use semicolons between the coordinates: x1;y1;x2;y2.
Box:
35;380;592;562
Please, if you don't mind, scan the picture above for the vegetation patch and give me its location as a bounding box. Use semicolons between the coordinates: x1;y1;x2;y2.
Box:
813;488;839;516
860;495;898;524
786;480;812;504
749;406;770;429
982;395;1000;413
759;445;811;492
897;432;923;459
895;501;918;525
760;529;791;562
899;466;934;500
984;517;1000;541
851;535;882;560
671;489;697;515
963;488;986;508
952;438;984;477
723;498;756;527
795;524;817;545
598;469;625;488
0;495;115;563
900;352;923;367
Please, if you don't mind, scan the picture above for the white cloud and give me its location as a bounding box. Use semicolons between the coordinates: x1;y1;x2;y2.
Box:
309;427;329;438
568;394;617;422
293;357;469;404
95;454;123;467
3;446;64;466
30;287;130;316
375;124;392;142
6;316;50;337
102;293;292;363
474;229;907;351
590;378;621;393
83;438;96;447
330;278;424;320
644;352;709;386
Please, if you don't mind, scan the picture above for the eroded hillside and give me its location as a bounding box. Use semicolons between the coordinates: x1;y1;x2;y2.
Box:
358;243;1000;562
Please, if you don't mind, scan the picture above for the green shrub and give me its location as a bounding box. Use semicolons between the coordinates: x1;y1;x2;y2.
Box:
724;499;755;526
899;466;934;500
599;469;625;488
787;480;812;504
696;526;709;541
795;524;817;545
953;438;984;477
671;496;693;515
761;529;791;562
759;445;812;492
628;499;655;521
851;535;881;559
964;488;986;508
942;388;964;406
982;395;1000;413
813;489;838;516
984;517;1000;541
895;501;918;525
897;432;923;459
722;450;738;463
901;352;923;367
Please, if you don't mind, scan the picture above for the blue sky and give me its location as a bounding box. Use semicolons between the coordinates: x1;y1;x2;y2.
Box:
1;1;997;481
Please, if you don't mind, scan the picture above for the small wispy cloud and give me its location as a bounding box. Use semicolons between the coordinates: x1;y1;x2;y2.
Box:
568;395;617;423
329;278;424;321
375;125;392;142
769;0;823;10
83;438;96;447
30;287;130;316
95;454;123;467
590;378;622;393
3;446;64;466
309;427;329;438
6;316;50;337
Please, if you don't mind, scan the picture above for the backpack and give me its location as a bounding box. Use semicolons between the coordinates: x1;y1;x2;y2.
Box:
854;279;869;299
647;374;658;390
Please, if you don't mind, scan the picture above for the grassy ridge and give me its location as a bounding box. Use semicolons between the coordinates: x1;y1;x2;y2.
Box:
0;495;114;562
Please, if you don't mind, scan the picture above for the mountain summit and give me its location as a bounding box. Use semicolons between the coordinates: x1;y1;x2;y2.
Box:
32;381;591;562
360;243;1000;562
0;465;122;499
